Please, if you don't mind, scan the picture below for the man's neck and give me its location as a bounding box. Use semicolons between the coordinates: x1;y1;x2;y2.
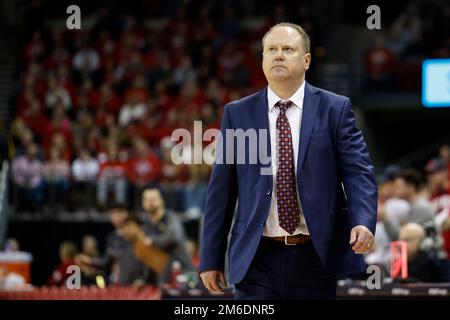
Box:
268;78;304;100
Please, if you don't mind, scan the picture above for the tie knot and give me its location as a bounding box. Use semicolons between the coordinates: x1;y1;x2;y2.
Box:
276;100;293;113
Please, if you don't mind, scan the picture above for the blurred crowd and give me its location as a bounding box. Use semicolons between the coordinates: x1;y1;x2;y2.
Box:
2;187;200;290
6;1;321;216
366;144;450;282
364;0;449;91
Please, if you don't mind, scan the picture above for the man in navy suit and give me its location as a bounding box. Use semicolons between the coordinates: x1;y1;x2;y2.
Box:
199;22;377;299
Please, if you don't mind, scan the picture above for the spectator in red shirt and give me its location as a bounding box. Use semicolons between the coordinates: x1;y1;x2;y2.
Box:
126;137;161;210
42;104;72;156
19;97;48;142
47;241;77;287
365;35;395;91
98;82;121;115
426;158;450;258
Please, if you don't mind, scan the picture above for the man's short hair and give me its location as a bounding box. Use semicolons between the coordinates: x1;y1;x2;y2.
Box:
396;169;423;191
141;185;166;202
262;22;311;54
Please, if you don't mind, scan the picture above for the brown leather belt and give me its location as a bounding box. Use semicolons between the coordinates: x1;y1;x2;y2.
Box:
263;234;312;245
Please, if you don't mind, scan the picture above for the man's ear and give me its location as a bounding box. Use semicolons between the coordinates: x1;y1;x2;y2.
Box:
304;53;312;71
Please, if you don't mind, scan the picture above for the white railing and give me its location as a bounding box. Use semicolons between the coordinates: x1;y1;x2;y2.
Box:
0;161;10;247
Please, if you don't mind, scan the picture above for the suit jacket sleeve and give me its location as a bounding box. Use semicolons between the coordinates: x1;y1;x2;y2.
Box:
336;98;377;234
199;104;238;273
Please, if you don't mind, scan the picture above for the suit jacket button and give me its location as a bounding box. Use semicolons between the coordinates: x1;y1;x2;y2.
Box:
266;189;272;196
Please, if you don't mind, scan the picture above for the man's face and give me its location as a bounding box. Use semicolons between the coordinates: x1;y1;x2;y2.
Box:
262;26;311;84
110;209;128;229
392;178;412;200
142;189;163;215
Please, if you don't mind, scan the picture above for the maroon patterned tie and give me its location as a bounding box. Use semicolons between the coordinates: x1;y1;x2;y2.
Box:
276;100;301;235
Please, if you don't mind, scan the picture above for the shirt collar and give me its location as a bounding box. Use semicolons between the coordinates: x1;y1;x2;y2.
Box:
267;81;305;112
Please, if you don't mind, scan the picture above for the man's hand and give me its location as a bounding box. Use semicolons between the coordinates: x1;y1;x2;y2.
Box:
349;225;374;254
200;270;228;295
75;253;92;266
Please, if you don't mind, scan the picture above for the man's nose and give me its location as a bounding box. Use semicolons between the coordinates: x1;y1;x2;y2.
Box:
274;48;284;60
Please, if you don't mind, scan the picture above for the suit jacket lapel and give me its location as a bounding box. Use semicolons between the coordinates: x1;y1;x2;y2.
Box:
254;87;272;177
297;82;320;177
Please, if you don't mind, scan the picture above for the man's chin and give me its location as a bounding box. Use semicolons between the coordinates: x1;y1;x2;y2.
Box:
269;74;289;82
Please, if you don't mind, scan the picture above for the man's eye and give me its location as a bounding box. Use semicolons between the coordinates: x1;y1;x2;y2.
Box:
284;48;293;52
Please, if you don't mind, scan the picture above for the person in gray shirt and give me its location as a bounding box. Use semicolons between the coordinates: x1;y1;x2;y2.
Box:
78;204;155;286
139;187;196;284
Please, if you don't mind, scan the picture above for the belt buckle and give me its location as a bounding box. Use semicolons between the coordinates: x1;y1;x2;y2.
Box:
284;235;297;246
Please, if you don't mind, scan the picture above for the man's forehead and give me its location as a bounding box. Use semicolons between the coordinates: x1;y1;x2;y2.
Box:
264;28;301;46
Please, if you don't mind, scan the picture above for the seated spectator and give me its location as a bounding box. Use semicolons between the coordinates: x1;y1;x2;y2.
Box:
140;187;196;285
399;223;447;282
72;108;95;143
3;238;20;252
77;235;103;284
12;126;35;157
383;169;437;240
47;241;78;287
425;158;450;259
19;97;48;141
69;149;99;210
72;43;100;83
97;143;127;209
364;35;395;91
42;146;71;212
439;144;450;167
45;76;72;113
98;82;121;115
81;235;100;258
77;204;155;287
126;137;161;210
11;142;44;213
72;148;99;182
376;166;410;241
159;137;189;212
118;92;146;128
366;176;410;272
184;164;209;220
42;104;72;157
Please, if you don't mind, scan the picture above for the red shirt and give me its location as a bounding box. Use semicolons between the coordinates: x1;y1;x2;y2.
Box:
126;154;161;184
430;190;450;258
47;259;75;287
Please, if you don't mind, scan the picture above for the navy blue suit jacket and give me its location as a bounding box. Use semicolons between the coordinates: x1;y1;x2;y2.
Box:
199;82;377;284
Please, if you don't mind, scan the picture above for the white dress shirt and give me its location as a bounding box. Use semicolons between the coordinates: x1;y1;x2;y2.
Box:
263;82;310;237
